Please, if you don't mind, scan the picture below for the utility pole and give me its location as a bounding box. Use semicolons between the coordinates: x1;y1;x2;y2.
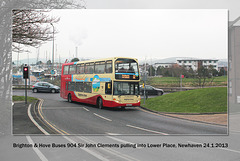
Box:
50;23;54;70
143;58;147;104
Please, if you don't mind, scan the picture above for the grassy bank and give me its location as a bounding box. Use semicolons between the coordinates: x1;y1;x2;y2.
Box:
144;76;227;87
141;87;227;113
13;95;38;102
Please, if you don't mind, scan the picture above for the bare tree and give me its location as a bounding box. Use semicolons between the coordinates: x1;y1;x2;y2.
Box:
12;9;60;52
0;0;85;134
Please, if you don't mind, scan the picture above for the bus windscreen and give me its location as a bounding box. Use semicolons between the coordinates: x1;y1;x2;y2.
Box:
115;58;139;80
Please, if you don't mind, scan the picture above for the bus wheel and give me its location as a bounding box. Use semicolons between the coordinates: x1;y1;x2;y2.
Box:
68;94;72;103
97;98;103;109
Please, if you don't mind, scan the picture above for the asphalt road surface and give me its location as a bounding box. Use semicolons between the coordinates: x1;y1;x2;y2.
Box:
8;90;240;161
13;90;227;135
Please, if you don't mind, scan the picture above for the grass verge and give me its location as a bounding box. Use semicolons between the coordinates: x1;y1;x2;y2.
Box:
141;87;227;113
144;76;227;87
13;95;38;102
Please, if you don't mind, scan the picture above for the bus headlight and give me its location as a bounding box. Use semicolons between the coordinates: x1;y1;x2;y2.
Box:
113;98;119;103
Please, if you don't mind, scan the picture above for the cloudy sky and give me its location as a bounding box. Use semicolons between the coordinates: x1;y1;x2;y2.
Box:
13;9;228;63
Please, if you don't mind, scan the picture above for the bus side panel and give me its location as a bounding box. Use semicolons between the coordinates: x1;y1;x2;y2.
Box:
71;93;99;105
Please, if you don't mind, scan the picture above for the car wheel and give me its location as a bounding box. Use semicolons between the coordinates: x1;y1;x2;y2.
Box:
33;89;38;93
158;91;163;96
68;94;72;103
97;98;103;109
51;89;56;93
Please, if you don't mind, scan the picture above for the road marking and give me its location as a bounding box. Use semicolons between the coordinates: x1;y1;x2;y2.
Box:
76;136;139;161
106;133;121;136
126;124;168;135
63;136;110;161
94;113;112;122
26;136;48;161
27;104;49;135
37;99;69;135
105;134;135;144
83;107;90;111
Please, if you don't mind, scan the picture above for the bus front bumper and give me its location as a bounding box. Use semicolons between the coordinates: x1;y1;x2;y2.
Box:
103;100;140;108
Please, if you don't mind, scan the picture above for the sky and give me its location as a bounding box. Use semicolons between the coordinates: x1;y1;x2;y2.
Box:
13;9;228;63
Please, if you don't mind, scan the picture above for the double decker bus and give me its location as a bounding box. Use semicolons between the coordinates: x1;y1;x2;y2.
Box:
60;57;140;109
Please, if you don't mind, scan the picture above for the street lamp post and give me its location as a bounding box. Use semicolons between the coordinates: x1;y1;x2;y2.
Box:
50;23;54;70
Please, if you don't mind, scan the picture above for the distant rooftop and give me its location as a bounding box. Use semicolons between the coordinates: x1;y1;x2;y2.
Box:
177;58;218;61
154;62;176;64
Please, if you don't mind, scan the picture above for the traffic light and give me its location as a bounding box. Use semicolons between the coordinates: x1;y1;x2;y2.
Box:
23;65;29;79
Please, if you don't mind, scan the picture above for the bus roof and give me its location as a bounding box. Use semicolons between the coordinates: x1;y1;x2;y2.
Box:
62;57;138;65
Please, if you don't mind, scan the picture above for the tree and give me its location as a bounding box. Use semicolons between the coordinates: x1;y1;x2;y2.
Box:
0;0;85;135
12;9;60;52
195;66;217;87
47;60;52;65
219;67;227;76
71;58;80;62
148;65;155;76
36;61;43;65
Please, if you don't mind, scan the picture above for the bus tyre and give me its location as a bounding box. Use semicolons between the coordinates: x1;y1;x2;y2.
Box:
97;98;103;109
68;94;72;103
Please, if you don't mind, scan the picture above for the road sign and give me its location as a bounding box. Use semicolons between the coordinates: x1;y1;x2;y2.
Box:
181;75;184;78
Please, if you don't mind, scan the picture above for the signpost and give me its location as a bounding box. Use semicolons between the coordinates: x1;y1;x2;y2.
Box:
23;64;29;104
142;72;147;104
180;75;184;91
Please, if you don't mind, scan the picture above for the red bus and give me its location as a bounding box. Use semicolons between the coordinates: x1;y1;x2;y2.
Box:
60;57;141;109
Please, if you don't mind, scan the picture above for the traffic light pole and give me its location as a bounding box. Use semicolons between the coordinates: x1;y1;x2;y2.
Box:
25;77;27;104
23;64;29;104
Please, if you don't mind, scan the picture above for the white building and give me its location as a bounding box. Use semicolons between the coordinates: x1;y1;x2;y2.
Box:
153;63;176;69
176;59;218;71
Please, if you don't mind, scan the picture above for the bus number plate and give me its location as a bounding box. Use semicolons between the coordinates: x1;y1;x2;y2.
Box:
126;104;132;106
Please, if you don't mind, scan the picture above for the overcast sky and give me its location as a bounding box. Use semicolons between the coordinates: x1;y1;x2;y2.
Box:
13;9;228;63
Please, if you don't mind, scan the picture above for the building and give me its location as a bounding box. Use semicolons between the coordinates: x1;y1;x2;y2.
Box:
176;59;218;71
153;63;176;69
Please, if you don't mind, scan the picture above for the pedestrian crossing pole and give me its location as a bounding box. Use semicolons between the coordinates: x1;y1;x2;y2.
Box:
23;64;29;104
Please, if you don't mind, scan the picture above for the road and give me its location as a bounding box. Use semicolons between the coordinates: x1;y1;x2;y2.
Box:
7;90;240;160
13;90;226;135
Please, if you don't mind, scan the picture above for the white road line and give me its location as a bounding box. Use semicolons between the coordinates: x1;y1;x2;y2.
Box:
126;124;168;135
105;134;135;144
77;136;139;161
83;107;90;112
26;136;48;161
63;136;110;161
94;113;112;122
188;141;240;154
27;104;50;135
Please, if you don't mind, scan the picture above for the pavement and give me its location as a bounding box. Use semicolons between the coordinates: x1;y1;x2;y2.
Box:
140;106;227;126
12;101;43;134
163;113;227;126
